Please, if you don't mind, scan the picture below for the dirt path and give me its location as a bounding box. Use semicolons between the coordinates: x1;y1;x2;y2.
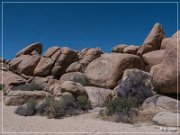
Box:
0;91;179;135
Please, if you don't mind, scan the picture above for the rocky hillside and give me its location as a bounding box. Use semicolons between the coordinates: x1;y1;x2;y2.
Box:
0;23;179;127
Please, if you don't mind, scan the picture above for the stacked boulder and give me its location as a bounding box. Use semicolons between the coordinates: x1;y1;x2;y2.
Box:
2;22;179;126
9;42;42;75
34;46;78;78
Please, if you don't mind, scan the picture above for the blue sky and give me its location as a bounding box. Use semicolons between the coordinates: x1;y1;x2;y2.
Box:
1;2;178;60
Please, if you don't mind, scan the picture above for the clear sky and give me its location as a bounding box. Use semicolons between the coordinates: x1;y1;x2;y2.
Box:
1;2;178;60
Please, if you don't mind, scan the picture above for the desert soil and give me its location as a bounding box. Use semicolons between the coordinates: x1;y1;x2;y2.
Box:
0;91;179;135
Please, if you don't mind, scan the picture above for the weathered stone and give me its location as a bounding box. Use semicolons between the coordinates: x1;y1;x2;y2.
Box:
123;45;139;54
9;55;29;71
85;53;143;89
150;31;180;94
5;90;50;106
153;112;180;127
44;46;61;58
18;55;41;75
60;72;87;86
0;71;26;86
161;38;170;49
112;44;128;53
66;61;82;72
16;42;43;57
142;50;164;67
60;81;86;96
137;23;165;55
34;57;54;76
85;86;112;108
142;94;180;114
49;83;62;97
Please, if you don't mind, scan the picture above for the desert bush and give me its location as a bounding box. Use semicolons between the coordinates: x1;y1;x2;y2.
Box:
15;97;37;116
104;96;141;123
45;99;66;118
76;95;90;111
0;84;5;91
12;83;43;91
35;96;54;115
45;95;80;118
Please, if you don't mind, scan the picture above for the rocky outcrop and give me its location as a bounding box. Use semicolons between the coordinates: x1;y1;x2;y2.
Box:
34;47;78;77
111;44;128;53
153;112;180;127
0;71;26;86
85;53;143;89
34;57;54;76
60;72;87;86
137;23;165;55
60;81;87;96
17;55;41;75
16;42;43;57
66;48;102;72
142;94;180;114
142;50;164;68
5;90;50;106
123;45;139;54
85;86;112;107
114;69;155;102
150;31;180;94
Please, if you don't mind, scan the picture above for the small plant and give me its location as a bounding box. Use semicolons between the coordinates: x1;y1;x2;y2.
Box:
45;95;80;118
76;95;90;111
104;96;141;123
0;84;5;91
15;97;37;116
12;83;43;91
45;99;66;118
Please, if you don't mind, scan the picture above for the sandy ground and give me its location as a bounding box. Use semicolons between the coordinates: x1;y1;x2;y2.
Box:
0;91;179;135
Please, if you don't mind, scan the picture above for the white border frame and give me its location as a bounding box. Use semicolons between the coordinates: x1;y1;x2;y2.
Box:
1;1;179;134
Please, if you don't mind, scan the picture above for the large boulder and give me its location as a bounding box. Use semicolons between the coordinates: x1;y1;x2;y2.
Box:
31;76;58;91
60;81;87;96
9;55;29;72
150;31;180;94
137;23;165;56
59;72;87;86
123;45;139;54
34;57;54;76
153;112;180;127
142;94;180;114
142;50;164;67
5;90;51;106
114;69;155;102
17;55;41;75
85;53;143;89
16;42;43;57
0;71;26;86
111;44;128;53
44;46;61;58
85;86;112;108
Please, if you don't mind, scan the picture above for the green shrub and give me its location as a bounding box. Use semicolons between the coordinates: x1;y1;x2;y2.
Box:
12;83;43;91
45;99;66;118
76;95;90;111
15;97;37;116
104;96;141;123
0;84;5;91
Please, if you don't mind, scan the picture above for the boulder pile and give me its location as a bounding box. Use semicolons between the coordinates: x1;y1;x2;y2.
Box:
1;23;179;127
